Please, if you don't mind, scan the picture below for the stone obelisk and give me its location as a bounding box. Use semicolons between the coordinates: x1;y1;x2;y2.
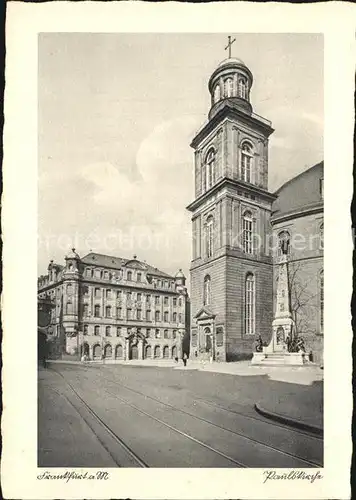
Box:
268;252;295;353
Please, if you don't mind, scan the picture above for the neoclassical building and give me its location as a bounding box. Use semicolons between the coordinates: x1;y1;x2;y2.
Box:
37;251;189;361
187;56;323;363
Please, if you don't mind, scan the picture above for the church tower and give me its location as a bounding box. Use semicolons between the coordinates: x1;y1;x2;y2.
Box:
187;47;277;361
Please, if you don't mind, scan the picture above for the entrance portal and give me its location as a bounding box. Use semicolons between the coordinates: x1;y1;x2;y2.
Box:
204;327;212;352
130;345;138;360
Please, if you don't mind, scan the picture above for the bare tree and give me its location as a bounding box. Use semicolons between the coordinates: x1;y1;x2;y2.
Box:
287;261;317;337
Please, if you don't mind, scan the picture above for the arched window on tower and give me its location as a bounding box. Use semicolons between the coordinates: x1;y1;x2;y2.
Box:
278;231;291;257
206;216;214;258
238;77;247;99
205;148;216;190
242;211;253;254
213;84;221;103
245;273;255;335
240;142;254;183
224;78;234;98
320;270;324;334
204;275;211;306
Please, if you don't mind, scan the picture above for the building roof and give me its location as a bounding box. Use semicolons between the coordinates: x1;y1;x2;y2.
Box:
81;252;173;278
175;269;186;278
272;161;323;217
65;247;80;259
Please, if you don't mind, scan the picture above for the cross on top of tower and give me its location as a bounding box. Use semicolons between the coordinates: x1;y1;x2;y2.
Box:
225;35;236;59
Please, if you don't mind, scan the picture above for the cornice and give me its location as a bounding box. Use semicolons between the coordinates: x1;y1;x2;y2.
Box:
191;103;273;149
186;177;277;212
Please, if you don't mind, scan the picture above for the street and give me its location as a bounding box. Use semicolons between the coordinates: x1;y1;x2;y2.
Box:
38;362;323;468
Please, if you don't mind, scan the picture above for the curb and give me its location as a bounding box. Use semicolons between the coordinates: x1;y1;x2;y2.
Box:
254;403;323;437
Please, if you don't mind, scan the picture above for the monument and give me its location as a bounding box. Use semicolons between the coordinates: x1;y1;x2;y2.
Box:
251;239;305;365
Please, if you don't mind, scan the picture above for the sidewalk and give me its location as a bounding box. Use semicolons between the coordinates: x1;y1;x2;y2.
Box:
49;358;323;385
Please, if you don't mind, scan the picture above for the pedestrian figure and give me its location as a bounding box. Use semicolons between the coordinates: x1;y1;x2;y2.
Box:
183;352;188;367
174;356;179;363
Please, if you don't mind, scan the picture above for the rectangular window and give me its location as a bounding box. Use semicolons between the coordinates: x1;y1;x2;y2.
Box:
164;297;168;306
137;293;142;302
173;298;177;307
117;327;121;337
83;324;88;335
155;296;160;305
94;305;100;317
137;309;142;320
137;272;142;282
243;217;253;254
173;312;177;322
155;329;160;339
117;307;122;319
106;306;111;318
164;311;169;322
146;294;151;304
83;304;89;316
245;276;255;335
86;268;91;277
155;311;160;322
94;325;100;336
117;290;122;299
104;271;109;280
146;310;151;321
127;291;132;302
95;288;101;298
216;327;224;347
106;289;112;299
146;328;151;338
127;308;132;320
173;330;177;339
178;313;182;323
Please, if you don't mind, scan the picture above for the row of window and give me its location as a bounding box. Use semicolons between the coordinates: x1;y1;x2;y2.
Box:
80;287;183;306
201;142;255;194
80;303;184;323
213;76;248;104
202;269;324;335
205;210;255;258
203;218;323;261
83;325;179;339
85;267;173;289
86;344;177;360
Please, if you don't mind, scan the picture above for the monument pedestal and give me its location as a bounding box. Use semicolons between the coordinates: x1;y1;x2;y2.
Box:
251;350;305;366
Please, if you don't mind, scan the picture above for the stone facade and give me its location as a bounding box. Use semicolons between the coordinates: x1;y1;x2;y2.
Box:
188;56;323;363
37;251;189;361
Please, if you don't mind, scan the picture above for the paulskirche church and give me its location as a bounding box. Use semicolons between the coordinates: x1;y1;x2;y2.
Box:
187;54;323;364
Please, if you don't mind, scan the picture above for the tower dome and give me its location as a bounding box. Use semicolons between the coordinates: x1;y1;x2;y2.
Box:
65;247;80;260
175;269;186;287
208;56;253;120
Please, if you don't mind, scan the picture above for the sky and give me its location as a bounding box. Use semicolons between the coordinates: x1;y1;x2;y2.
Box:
38;33;323;278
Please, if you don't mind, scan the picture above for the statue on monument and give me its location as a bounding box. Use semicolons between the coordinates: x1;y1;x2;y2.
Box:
280;236;290;256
